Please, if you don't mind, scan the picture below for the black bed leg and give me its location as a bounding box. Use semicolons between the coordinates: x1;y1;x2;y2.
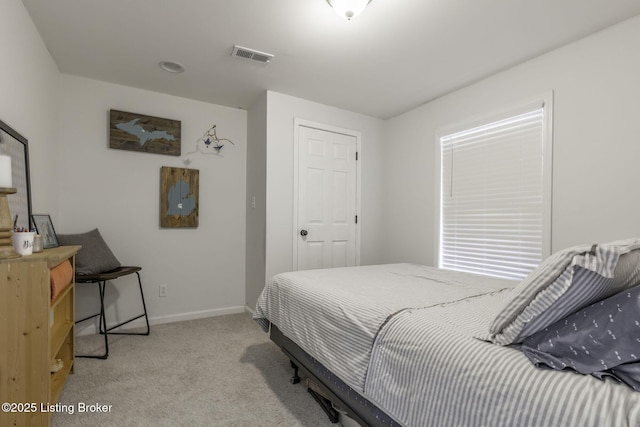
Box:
308;388;340;423
290;361;301;384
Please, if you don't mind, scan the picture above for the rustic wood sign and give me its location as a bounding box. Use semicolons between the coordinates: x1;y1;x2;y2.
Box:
110;110;181;156
160;166;199;228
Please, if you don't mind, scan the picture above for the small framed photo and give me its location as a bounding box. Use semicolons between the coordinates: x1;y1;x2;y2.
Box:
31;214;59;249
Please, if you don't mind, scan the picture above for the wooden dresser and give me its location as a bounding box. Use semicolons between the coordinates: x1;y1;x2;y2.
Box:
0;245;80;427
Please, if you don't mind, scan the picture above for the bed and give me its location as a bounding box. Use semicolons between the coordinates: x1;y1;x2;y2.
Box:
254;239;640;426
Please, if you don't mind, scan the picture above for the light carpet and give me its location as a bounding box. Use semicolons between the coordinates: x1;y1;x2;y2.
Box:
53;312;337;427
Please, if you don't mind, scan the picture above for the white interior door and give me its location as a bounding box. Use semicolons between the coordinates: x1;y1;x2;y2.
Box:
296;123;358;271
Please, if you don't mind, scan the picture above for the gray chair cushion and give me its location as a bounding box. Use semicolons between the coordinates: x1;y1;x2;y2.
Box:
57;228;121;275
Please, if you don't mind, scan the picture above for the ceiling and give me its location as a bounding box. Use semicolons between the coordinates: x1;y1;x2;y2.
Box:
22;0;640;119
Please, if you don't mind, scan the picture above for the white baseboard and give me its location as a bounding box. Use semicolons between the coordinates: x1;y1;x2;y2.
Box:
75;306;247;336
148;306;247;325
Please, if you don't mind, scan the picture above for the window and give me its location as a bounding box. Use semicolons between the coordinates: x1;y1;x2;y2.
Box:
438;95;552;280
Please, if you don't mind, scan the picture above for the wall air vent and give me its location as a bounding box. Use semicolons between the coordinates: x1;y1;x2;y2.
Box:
231;45;274;63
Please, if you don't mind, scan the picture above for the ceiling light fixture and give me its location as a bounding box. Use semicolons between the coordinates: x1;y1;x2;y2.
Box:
159;61;185;73
326;0;372;20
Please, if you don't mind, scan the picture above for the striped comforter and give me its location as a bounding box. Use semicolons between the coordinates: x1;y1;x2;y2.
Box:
366;291;640;426
253;264;640;426
254;263;512;391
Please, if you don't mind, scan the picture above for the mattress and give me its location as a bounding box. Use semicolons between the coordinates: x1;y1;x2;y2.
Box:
254;262;640;426
254;263;514;392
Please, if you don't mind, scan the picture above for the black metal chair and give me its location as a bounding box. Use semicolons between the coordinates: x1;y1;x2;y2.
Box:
75;266;150;359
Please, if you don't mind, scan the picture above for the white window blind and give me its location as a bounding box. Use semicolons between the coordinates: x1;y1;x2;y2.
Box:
439;103;551;280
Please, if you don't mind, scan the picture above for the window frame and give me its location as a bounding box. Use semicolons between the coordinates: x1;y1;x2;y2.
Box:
434;92;554;279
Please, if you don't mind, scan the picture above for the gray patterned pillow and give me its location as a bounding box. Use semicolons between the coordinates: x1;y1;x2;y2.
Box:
513;266;614;341
490;238;640;345
521;283;640;391
57;229;121;275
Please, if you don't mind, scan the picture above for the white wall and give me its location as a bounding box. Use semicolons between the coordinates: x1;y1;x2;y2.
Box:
382;15;640;265
10;0;640;324
56;75;247;329
245;93;267;311
259;91;386;302
0;0;61;214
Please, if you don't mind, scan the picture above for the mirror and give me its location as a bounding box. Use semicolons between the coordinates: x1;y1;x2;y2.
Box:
0;119;32;231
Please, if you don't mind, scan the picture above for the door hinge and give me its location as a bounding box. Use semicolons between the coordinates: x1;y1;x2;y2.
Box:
355;215;358;224
356;152;358;161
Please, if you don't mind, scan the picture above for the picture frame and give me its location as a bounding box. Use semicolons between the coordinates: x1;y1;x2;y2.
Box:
160;166;199;228
109;109;181;156
31;214;59;249
0;119;32;231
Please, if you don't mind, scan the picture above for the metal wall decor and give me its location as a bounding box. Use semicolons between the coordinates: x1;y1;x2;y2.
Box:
110;109;181;156
182;123;234;165
160;166;199;228
198;124;234;154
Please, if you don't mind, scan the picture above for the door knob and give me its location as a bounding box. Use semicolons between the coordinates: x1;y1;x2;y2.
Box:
300;229;308;237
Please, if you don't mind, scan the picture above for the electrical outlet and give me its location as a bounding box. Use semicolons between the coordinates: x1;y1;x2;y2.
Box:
159;284;168;297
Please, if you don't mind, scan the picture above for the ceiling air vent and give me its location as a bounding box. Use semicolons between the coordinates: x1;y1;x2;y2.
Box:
231;45;274;63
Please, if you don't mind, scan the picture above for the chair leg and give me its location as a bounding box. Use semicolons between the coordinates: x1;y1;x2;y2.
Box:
76;280;109;359
104;271;150;336
98;280;106;334
137;271;151;335
99;281;109;357
75;270;150;359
